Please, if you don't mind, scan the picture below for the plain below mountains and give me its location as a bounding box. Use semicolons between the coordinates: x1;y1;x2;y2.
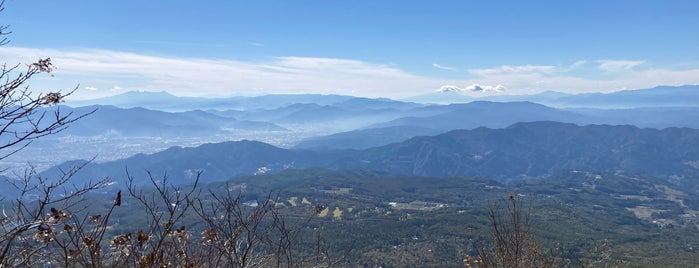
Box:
41;121;699;188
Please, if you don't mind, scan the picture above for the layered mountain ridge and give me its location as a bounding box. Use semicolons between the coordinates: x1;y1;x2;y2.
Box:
40;122;699;187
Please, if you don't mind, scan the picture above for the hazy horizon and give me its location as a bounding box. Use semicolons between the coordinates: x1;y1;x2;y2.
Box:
59;84;699;104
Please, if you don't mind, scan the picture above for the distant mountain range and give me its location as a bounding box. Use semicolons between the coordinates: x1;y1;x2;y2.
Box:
407;85;699;108
8;84;696;174
367;101;590;130
61;86;699;134
52;98;699;142
293;100;699;150
40;105;286;137
294;126;442;150
210;101;416;125
67;91;357;112
41;122;699;188
68;85;699;112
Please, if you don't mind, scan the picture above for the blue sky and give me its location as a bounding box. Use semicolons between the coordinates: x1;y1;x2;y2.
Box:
2;0;698;99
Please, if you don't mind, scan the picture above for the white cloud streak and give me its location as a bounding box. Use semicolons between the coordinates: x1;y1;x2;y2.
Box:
0;47;445;99
432;63;455;71
568;60;587;70
468;65;556;76
1;47;698;98
597;60;645;72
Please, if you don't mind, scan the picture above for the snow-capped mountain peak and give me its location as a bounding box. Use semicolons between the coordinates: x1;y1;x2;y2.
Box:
437;85;463;92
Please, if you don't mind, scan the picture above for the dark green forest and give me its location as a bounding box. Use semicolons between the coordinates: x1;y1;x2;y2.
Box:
6;168;696;267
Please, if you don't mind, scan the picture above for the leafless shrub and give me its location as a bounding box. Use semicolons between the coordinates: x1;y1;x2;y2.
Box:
466;195;556;268
121;169;201;267
190;183;342;267
0;163;109;267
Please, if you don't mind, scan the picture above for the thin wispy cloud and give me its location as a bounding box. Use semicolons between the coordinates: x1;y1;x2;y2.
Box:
568;60;587;70
597;60;645;72
432;63;455;71
468;65;556;76
0;47;444;98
